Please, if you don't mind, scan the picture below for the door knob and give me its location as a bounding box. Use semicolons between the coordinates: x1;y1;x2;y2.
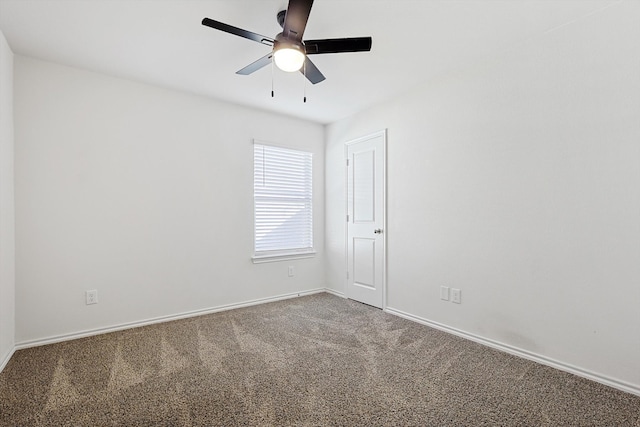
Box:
374;229;383;234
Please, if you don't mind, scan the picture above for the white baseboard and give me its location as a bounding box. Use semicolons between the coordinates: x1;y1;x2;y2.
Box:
15;288;326;351
9;290;637;398
0;346;15;373
385;306;640;397
324;288;346;298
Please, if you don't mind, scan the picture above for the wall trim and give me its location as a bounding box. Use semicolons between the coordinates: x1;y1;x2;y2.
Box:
0;346;15;373
8;290;637;398
324;288;346;298
15;288;326;350
385;306;640;397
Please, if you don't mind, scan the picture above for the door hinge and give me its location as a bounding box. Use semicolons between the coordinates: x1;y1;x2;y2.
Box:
346;214;350;222
346;158;350;166
346;271;349;279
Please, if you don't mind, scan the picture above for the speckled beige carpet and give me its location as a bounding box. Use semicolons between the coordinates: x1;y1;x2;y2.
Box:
1;293;638;426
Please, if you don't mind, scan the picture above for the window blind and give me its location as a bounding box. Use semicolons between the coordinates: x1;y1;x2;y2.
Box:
254;143;313;256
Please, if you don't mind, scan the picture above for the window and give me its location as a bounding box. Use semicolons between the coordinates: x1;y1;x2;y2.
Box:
253;142;314;262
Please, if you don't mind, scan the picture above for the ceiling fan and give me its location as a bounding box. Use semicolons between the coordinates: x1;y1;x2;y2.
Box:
202;0;372;85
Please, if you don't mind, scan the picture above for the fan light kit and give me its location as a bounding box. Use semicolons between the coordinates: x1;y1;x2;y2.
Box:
273;45;305;72
202;0;372;100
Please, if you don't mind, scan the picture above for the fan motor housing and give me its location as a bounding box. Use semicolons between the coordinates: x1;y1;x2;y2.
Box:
274;33;305;53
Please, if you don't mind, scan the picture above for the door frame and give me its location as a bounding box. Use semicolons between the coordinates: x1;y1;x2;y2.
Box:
344;129;387;309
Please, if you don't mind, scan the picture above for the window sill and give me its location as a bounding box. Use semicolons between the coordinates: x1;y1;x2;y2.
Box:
252;251;316;264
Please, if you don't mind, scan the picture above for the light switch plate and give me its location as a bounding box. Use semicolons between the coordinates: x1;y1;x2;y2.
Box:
440;286;450;301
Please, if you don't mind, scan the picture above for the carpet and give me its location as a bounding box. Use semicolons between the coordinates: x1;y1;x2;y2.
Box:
1;293;638;426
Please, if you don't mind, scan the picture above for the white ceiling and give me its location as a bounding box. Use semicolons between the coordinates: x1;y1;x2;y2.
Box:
0;0;619;124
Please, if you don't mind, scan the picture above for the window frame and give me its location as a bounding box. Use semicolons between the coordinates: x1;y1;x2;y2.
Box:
252;141;315;264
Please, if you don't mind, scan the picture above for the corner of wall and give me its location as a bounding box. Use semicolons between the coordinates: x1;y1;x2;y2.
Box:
0;29;16;373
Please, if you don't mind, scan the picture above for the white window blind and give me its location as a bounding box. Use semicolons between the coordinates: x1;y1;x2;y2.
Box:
254;143;313;258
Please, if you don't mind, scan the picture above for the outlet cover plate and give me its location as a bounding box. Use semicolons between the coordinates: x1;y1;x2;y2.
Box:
86;290;98;305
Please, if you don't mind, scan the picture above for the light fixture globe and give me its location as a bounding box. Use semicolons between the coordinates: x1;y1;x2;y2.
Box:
273;38;305;72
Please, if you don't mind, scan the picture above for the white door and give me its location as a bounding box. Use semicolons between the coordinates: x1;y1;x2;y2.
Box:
346;130;386;308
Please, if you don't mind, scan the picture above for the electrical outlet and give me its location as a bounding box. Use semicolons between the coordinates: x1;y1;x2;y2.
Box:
440;286;450;301
451;288;461;304
288;266;295;277
86;290;98;305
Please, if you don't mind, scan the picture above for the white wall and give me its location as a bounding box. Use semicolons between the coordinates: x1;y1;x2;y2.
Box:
326;1;640;391
0;29;15;368
14;57;325;344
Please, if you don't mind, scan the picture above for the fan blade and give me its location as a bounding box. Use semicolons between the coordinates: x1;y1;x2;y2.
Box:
236;53;273;75
305;37;372;55
202;18;274;46
301;57;325;84
282;0;314;41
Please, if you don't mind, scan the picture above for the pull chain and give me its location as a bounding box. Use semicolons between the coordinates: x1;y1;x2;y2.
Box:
271;55;274;98
303;59;307;103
